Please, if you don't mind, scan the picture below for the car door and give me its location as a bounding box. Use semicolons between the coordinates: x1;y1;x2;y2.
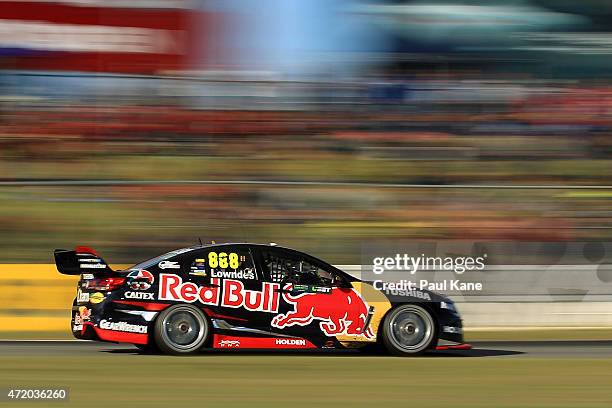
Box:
178;244;272;333
256;247;366;343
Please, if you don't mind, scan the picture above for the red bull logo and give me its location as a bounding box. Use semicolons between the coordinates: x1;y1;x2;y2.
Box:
74;306;91;325
272;286;374;338
158;274;280;313
78;306;91;321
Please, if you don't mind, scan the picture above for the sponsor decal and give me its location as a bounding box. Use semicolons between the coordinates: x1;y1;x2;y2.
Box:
210;268;255;280
442;326;462;334
89;292;105;304
412;290;432;300
189;270;207;277
158;260;180;270
190;258;207;276
275;338;306;346
127;270;155;291
159;274;220;305
80;263;106;269
74;307;91;325
372;281;434;300
271;285;374;339
73;324;83;331
80;258;101;263
158;274;280;313
221;279;279;313
213;334;316;349
99;319;148;334
323;340;335;349
219;339;240;348
76;288;89;303
125;292;154;300
293;285;332;294
81;273;94;280
79;306;91;321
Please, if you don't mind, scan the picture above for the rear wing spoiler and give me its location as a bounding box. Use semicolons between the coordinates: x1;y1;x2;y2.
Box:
54;246;113;275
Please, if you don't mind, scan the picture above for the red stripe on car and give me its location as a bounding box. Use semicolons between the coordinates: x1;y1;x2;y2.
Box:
213;334;316;349
113;300;170;311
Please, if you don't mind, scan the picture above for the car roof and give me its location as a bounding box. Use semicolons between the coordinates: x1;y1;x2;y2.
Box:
177;242;301;252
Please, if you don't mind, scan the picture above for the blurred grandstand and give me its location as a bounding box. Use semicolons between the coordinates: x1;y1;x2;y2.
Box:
0;0;611;263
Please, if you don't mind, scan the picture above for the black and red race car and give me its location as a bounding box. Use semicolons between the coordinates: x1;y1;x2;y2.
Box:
54;243;469;355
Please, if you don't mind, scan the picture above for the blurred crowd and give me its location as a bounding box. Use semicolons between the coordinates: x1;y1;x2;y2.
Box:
0;0;611;263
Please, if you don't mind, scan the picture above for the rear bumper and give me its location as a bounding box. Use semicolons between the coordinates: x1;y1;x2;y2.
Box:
77;322;149;345
72;302;151;345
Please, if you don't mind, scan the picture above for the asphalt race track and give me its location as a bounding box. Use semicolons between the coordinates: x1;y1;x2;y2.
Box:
2;339;612;357
2;340;612;407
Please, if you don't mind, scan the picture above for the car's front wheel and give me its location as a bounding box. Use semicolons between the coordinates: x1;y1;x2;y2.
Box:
154;304;210;355
381;304;437;356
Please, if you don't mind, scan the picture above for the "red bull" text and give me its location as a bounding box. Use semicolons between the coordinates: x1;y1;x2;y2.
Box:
158;274;280;313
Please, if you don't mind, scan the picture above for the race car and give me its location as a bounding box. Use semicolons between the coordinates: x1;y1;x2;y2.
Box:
54;243;469;355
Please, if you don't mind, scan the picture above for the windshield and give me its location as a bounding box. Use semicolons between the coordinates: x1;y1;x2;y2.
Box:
129;247;195;270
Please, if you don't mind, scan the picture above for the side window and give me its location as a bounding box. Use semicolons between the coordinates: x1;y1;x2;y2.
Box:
261;250;343;287
186;247;257;281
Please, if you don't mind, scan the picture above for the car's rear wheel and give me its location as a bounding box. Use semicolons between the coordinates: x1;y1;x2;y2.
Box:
154;304;210;355
381;304;437;356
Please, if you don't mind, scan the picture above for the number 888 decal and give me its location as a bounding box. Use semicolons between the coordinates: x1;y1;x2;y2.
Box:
208;252;241;269
206;252;255;280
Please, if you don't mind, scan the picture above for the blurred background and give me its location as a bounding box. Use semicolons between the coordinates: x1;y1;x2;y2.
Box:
2;3;612;404
0;0;612;266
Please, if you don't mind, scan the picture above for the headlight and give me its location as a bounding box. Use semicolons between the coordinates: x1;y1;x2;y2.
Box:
440;301;456;312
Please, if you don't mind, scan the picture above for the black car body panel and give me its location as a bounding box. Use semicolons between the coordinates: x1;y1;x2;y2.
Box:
57;243;467;351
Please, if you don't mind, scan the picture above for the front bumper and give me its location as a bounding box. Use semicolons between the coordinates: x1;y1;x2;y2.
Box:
435;342;472;351
437;308;465;343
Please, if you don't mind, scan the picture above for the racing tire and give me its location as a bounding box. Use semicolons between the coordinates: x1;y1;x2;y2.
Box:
381;304;437;356
154;304;210;355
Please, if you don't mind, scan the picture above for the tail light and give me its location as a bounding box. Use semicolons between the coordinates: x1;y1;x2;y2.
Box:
84;277;126;291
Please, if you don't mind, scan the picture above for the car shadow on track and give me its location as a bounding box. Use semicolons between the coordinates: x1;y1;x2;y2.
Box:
428;348;524;357
101;346;524;358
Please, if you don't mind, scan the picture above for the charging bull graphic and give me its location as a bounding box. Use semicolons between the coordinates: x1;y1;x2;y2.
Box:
272;286;374;339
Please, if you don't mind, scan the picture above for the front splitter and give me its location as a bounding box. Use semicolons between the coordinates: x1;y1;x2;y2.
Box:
435;343;472;351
